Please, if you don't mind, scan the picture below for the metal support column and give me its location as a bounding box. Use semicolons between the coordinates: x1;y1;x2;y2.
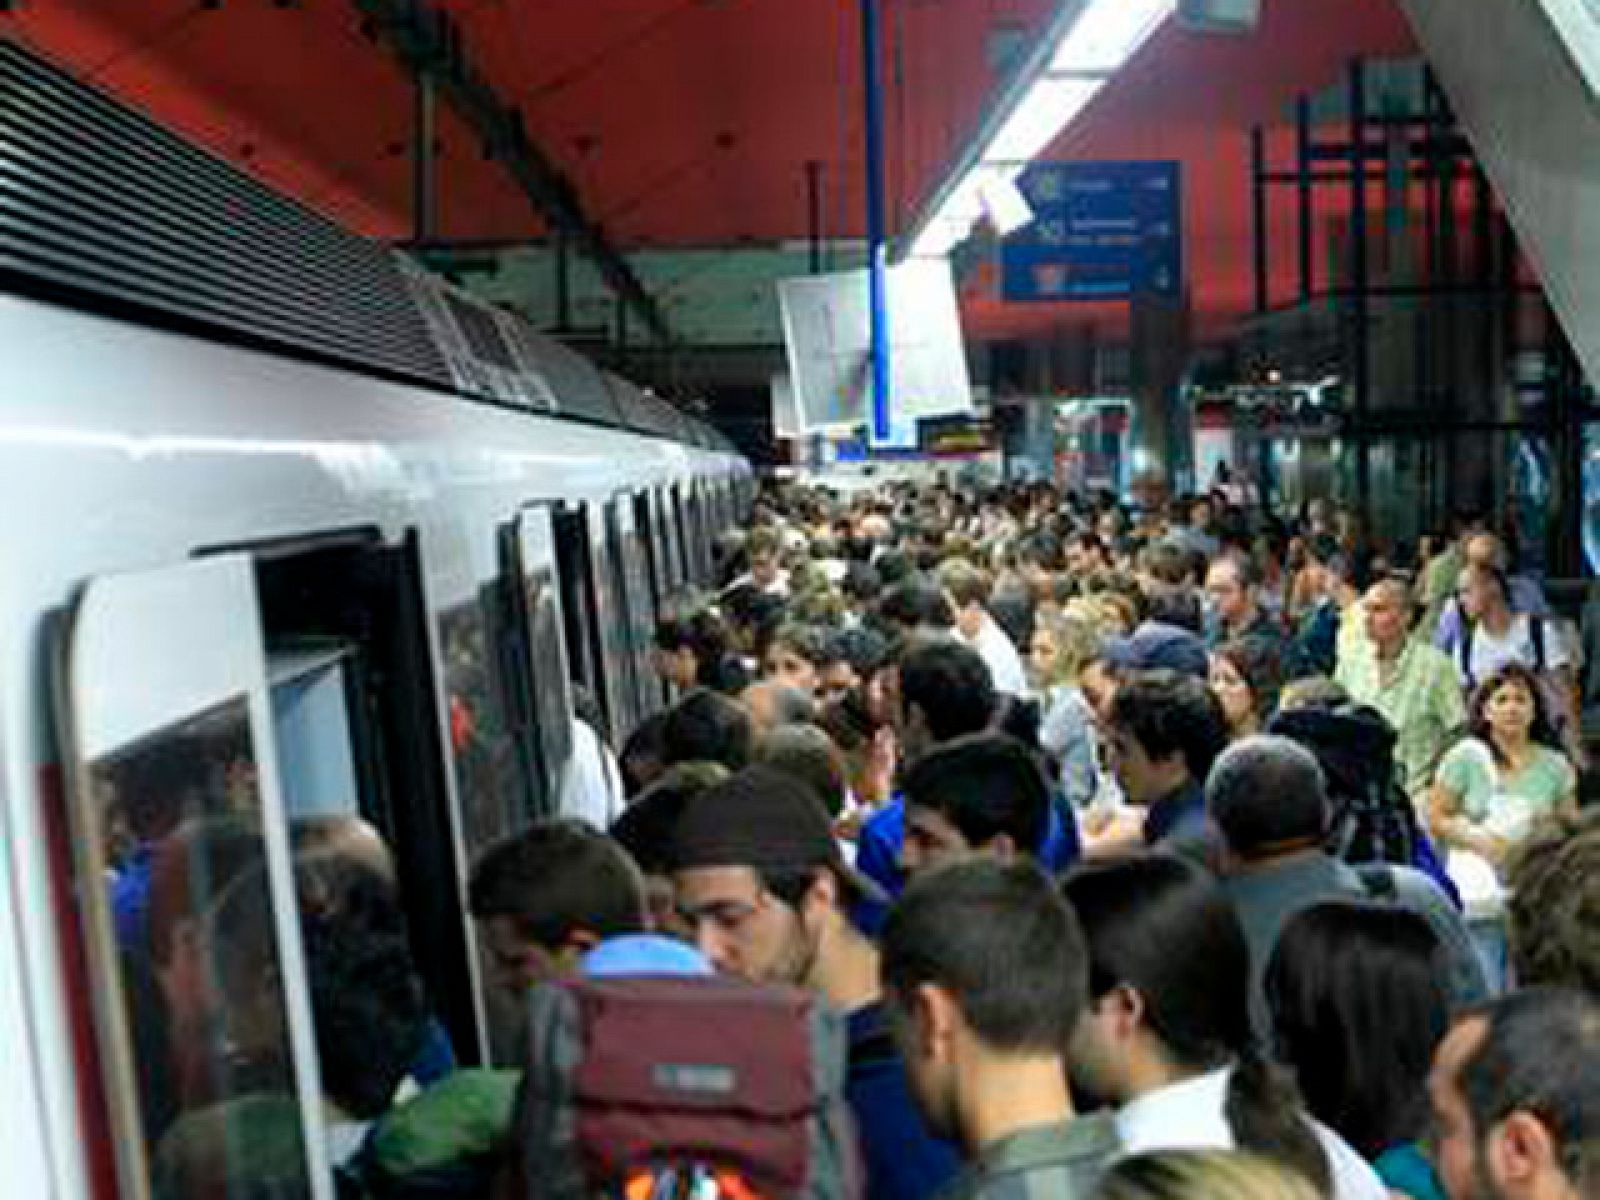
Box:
1251;126;1269;314
1349;59;1372;510
1297;95;1314;302
1549;323;1586;577
553;231;572;330
615;295;629;371
861;0;891;441
805;160;825;276
412;68;437;244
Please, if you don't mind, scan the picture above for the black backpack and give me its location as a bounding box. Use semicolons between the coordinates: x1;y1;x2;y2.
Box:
1266;704;1421;867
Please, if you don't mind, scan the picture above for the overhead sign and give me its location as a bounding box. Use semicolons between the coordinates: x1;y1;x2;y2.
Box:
1001;161;1182;303
777;258;974;433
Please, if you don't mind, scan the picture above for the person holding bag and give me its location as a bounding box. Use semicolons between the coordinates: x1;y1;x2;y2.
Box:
1428;663;1578;985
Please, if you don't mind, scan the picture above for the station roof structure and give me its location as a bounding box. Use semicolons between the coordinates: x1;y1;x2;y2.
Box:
10;0;1417;345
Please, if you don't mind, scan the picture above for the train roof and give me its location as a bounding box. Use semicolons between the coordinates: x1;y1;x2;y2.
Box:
0;40;736;458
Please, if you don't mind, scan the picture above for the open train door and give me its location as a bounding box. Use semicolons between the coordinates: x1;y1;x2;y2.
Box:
52;554;332;1200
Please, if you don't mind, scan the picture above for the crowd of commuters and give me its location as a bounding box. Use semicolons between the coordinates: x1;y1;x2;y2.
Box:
121;478;1598;1200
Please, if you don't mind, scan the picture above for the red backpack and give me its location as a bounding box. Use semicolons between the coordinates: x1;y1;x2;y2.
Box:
504;975;863;1200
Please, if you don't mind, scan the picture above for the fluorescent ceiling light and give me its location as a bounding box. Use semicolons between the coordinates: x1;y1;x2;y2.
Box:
905;0;1176;260
983;76;1102;164
1052;0;1176;73
909;219;968;260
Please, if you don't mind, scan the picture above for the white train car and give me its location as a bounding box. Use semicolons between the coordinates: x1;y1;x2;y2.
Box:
0;42;748;1198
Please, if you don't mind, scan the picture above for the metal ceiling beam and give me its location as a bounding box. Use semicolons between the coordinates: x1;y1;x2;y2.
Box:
353;0;673;343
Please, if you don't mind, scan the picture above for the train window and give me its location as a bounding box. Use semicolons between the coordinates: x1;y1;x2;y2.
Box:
595;500;639;740
683;483;705;587
616;496;662;719
701;482;716;585
249;533;483;1069
511;506;574;808
709;477;725;538
55;554;331;1199
268;642;360;819
669;482;691;590
552;504;601;708
635;490;667;618
438;588;531;862
660;484;685;597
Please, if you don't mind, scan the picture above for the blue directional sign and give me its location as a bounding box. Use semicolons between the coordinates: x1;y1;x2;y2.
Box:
1000;161;1183;303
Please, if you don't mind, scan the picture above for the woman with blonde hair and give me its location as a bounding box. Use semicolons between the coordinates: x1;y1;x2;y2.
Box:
1028;606;1105;810
1094;1149;1323;1200
1066;591;1138;640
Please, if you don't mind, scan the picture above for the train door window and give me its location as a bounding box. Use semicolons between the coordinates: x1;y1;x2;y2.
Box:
706;482;723;573
637;491;674;710
616;496;661;720
669;482;691;589
268;642;360;819
706;479;723;578
595;501;639;740
552;504;602;712
684;483;707;587
438;583;532;862
54;554;332;1199
510;506;574;808
661;485;685;597
248;532;483;1068
584;502;631;741
634;490;667;618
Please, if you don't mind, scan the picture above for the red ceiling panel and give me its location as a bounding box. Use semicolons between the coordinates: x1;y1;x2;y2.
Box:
8;0;1417;344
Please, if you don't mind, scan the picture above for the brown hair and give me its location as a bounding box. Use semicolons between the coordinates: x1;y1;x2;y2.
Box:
1507;809;1600;995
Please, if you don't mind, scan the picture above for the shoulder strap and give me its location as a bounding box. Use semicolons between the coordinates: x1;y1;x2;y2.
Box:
1357;863;1398;901
1530;614;1548;673
1459;620;1476;687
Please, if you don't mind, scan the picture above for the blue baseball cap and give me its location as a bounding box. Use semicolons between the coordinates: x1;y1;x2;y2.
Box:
1102;621;1210;679
580;934;713;979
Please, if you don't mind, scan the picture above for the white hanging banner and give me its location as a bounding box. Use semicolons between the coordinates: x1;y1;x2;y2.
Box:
777;258;975;434
770;372;803;439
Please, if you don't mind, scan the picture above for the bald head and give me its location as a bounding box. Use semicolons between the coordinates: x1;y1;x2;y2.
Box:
1464;532;1509;573
740;681;816;737
1363;579;1413;653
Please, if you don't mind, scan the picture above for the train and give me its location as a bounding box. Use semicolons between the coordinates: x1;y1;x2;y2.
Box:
0;41;748;1199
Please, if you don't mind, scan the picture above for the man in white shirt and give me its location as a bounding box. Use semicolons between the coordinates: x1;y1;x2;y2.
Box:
1062;855;1388;1200
938;558;1029;696
558;715;625;830
1434;531;1549;655
1454;564;1571;689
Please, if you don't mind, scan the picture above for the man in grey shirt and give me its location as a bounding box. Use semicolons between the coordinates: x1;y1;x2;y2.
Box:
1209;736;1490;1042
880;859;1119;1200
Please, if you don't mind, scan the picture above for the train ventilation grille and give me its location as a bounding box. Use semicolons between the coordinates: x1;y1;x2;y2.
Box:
0;40;453;391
